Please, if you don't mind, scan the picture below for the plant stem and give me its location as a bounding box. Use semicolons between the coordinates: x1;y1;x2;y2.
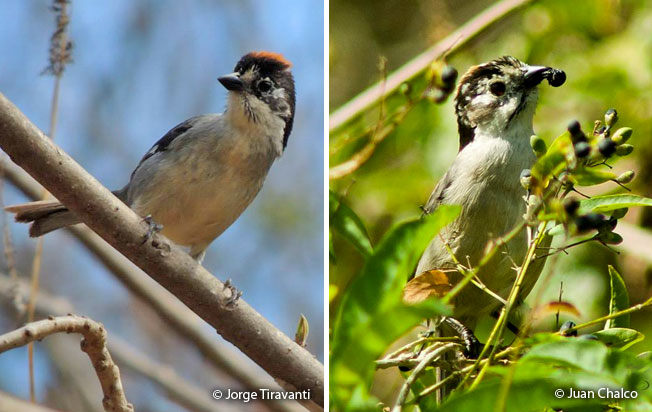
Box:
460;221;548;389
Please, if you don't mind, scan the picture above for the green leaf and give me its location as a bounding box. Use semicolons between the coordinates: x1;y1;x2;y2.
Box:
522;339;609;374
571;168;617;186
344;384;381;412
605;265;630;329
531;150;567;183
436;341;652;412
593;328;643;350
437;373;605;412
330;190;374;257
330;205;459;404
579;194;652;214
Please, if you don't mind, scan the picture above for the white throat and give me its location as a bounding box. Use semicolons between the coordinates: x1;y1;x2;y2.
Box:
226;93;286;157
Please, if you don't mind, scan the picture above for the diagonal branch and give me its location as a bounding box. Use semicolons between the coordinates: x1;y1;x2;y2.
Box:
0;157;306;412
0;92;324;407
0;315;133;412
329;0;537;131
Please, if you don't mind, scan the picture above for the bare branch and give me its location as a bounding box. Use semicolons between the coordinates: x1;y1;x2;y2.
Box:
0;275;237;412
0;157;307;412
329;0;536;131
0;92;323;406
0;315;133;412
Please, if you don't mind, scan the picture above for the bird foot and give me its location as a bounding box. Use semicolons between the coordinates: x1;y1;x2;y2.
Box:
141;214;163;244
223;279;243;308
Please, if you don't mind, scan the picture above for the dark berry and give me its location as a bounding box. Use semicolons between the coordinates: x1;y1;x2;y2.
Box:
574;141;590;158
568;120;581;135
568;120;586;143
598;137;616;157
548;69;566;87
575;213;605;233
563;198;580;216
441;65;458;90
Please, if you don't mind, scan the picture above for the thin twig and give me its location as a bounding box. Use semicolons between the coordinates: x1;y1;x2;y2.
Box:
442;242;508;306
27;0;72;400
413;295;652;404
442;219;528;306
376;336;462;369
0;315;134;412
329;59;391;179
391;343;459;412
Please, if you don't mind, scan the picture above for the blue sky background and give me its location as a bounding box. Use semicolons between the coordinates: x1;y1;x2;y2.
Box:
0;1;324;410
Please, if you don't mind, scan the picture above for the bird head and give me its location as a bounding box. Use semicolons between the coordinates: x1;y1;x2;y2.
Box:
454;56;565;150
218;51;296;150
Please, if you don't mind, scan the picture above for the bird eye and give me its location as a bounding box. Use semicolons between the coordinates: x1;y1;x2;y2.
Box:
489;81;506;96
258;79;273;92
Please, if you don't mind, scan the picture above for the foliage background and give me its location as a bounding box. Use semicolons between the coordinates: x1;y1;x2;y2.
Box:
0;1;324;411
330;0;652;406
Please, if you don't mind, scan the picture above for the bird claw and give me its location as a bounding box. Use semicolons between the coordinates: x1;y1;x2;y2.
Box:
142;215;163;245
223;279;242;308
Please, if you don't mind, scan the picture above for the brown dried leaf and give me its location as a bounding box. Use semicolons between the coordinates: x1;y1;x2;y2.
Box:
402;270;451;304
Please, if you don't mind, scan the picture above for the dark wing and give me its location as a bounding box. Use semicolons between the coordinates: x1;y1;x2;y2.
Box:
130;117;199;179
421;169;454;217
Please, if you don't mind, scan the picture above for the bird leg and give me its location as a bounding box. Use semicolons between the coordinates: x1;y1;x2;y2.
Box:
141;214;163;244
443;316;480;358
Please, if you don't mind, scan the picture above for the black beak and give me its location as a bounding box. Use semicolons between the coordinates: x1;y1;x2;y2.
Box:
523;65;566;88
218;73;244;91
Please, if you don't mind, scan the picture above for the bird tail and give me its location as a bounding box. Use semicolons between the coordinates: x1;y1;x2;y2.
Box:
5;200;81;237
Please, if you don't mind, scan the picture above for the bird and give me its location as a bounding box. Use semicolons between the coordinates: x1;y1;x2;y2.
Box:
415;56;565;340
6;51;296;263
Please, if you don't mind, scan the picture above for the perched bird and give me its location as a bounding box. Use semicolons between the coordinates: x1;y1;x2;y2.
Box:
415;56;565;335
7;51;296;262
